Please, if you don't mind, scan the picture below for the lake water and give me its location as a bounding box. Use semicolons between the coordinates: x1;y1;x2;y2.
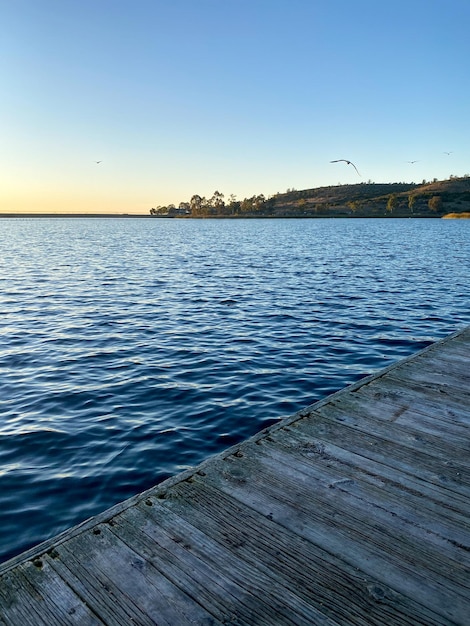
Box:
0;217;469;564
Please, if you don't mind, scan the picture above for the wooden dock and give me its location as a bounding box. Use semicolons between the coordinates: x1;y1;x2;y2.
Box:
1;326;469;625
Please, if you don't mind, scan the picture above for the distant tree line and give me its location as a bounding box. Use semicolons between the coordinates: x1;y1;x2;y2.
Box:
149;175;470;218
150;190;275;217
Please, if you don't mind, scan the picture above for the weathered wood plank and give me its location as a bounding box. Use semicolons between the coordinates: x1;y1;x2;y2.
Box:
404;342;469;369
264;451;468;580
57;525;220;626
262;425;470;538
227;442;470;587
387;360;470;397
17;559;101;625
46;548;157;626
306;400;470;467
289;410;470;500
193;455;470;625
0;567;72;626
421;331;469;359
144;483;451;626
326;384;470;448
110;504;337;626
361;369;470;414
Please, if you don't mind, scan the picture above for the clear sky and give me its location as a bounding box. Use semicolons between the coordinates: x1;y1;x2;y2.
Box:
1;0;469;213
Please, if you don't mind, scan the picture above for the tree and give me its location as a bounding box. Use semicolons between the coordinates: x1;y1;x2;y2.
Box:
386;193;397;213
227;194;240;215
151;205;169;215
210;190;225;210
428;196;442;213
252;194;266;211
238;194;267;214
408;194;416;213
190;194;202;212
190;194;209;216
240;197;254;213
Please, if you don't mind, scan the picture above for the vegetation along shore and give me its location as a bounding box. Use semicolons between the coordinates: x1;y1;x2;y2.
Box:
149;175;470;219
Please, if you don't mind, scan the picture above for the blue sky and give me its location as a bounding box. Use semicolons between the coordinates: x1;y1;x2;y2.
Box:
1;0;469;213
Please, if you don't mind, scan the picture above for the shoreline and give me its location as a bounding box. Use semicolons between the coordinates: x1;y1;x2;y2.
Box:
0;213;459;219
0;213;151;218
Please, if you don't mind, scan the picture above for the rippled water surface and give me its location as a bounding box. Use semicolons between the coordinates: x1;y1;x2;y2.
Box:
0;217;469;563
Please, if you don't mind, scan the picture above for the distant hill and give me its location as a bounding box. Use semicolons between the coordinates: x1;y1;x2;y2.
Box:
149;175;470;218
268;176;470;218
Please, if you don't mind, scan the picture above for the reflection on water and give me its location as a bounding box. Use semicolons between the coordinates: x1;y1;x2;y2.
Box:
0;217;469;563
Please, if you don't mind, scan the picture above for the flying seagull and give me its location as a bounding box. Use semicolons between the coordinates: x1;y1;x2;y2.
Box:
330;159;361;176
407;160;419;164
443;151;453;155
95;160;102;164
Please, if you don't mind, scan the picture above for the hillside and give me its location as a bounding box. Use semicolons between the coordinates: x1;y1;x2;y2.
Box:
268;176;470;218
150;176;470;218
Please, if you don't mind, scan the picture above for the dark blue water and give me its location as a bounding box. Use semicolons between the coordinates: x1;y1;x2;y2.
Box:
0;217;469;564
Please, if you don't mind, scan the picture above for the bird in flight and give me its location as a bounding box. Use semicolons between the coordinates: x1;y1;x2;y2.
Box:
443;151;453;155
407;160;419;164
95;160;102;164
330;159;361;176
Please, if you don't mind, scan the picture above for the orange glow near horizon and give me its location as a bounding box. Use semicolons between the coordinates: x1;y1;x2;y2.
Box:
0;188;153;215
